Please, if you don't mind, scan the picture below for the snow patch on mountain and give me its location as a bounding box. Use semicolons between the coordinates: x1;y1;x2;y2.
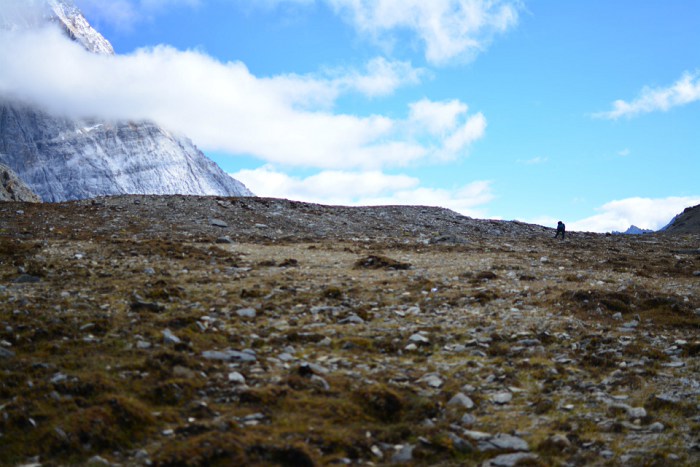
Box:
0;0;253;201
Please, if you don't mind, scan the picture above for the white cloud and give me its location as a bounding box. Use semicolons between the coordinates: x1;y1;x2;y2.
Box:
0;27;485;170
594;71;700;120
232;166;494;217
569;196;700;233
325;0;521;65
617;148;630;157
409;99;469;135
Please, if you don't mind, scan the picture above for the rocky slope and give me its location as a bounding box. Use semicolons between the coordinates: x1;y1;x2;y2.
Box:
0;163;41;202
663;204;700;235
0;0;252;202
1;196;699;466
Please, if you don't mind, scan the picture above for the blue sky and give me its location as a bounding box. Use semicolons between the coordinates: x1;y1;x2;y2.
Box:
3;0;699;231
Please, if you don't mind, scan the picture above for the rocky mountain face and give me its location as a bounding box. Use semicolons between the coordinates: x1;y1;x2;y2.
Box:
663;204;700;234
1;196;699;466
0;0;253;202
0;163;41;202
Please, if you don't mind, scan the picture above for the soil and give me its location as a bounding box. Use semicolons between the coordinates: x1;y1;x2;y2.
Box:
1;195;699;466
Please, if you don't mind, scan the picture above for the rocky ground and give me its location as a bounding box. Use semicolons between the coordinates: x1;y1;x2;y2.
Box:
1;195;699;466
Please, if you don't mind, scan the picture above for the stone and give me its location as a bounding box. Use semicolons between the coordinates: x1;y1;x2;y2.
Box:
228;371;246;384
162;329;181;345
13;274;41;284
649;422;665;432
420;374;443;388
447;392;475;409
481;433;529;452
391;444;414;463
0;347;15;358
483;453;539;467
447;432;473;453
338;314;365;324
460;413;477;426
236;308;257;318
202;349;257;362
210;219;229;228
216;236;234;244
627;406;647;419
408;333;430;344
491;392;512;404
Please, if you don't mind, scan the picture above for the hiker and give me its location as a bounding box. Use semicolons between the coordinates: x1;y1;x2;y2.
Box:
555;221;565;239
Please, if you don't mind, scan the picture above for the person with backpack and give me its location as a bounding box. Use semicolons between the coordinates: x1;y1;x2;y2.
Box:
555;221;566;239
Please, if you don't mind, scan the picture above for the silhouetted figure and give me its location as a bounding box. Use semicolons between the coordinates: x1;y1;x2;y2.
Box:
555;221;565;239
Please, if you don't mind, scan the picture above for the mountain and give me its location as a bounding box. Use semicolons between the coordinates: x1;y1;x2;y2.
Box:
0;163;41;202
612;225;654;235
661;204;700;234
0;0;253;202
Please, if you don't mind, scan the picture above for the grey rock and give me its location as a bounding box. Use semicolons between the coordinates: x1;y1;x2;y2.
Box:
483;453;539;467
236;308;257;318
649;422;665;432
0;164;41;202
460;413;477;426
447;392;475;409
0;347;15;358
202;349;257;362
491;392;513;404
228;371;246;384
13;274;41;284
447;432;473;453
162;329;181;345
420;374;444;388
210;219;229;228
216;236;234;244
479;434;529;452
409;333;430;344
338;314;365;324
391;444;414;463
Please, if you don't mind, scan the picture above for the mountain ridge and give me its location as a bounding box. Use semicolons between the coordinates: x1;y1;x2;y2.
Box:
0;0;253;201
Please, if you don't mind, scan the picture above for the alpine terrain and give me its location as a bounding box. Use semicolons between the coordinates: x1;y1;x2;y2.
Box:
0;0;252;202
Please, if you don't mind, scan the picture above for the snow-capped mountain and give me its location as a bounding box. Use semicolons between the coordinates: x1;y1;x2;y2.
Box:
0;0;253;202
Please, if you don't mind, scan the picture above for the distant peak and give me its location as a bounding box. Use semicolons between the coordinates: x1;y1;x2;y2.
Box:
0;0;114;55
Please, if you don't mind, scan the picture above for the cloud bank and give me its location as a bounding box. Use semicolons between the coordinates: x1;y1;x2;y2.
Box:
232;166;495;217
595;71;700;119
0;26;486;170
569;196;700;233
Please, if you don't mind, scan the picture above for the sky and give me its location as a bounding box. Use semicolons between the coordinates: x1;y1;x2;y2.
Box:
1;0;699;232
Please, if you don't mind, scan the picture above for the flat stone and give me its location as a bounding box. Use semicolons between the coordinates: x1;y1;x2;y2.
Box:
338;314;365;324
202;349;257;362
162;329;181;345
486;433;529;452
236;308;257;318
447;392;475;409
228;371;246;384
0;347;15;358
483;453;539;467
649;422;665;432
491;392;512;404
391;444;414;463
409;333;430;344
420;374;443;388
210;218;228;228
13;274;41;284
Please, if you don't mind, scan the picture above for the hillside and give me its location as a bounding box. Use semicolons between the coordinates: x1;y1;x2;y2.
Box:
1;196;699;466
663;204;700;235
